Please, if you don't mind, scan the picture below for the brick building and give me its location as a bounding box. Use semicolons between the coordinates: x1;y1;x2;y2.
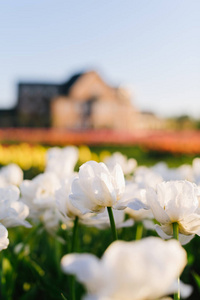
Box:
50;71;139;130
0;70;166;130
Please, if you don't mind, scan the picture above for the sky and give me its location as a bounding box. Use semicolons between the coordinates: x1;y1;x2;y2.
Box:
0;0;200;118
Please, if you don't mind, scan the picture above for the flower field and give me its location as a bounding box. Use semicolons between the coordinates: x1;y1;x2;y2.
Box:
1;143;200;300
1;128;200;154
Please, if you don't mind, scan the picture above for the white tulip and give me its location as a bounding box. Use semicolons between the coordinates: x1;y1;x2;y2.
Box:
45;146;79;179
20;172;60;219
61;237;191;300
146;180;200;244
41;208;61;232
69;161;125;214
122;181;153;223
0;163;23;187
55;175;83;220
104;152;137;176
150;162;194;182
0;185;31;228
0;224;9;251
133;166;163;189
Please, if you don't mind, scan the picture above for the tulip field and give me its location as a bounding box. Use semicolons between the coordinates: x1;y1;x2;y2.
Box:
1;143;200;300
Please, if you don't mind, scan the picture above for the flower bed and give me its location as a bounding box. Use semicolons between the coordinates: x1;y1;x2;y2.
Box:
1;128;200;154
1;145;200;299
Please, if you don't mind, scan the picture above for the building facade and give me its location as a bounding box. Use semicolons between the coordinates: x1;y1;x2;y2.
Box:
0;70;166;130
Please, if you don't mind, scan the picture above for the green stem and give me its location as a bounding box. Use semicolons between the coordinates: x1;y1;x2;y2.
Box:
135;222;143;240
107;207;118;241
70;216;79;300
173;222;180;300
71;216;78;253
173;222;179;241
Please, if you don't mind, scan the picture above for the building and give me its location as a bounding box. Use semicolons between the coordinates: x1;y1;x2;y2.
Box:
50;71;166;131
50;71;139;130
0;70;166;130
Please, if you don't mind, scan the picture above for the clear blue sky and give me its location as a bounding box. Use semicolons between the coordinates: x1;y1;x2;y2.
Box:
0;0;200;118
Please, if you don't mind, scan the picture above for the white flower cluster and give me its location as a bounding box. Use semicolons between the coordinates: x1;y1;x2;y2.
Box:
0;164;31;251
18;147;136;231
2;146;200;299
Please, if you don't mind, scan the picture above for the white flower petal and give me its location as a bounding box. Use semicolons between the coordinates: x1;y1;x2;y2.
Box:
61;253;102;293
0;164;23;186
45;146;78;179
111;164;125;197
127;200;148;211
70;178;104;214
155;224;195;245
0;224;9;251
155;224;172;240
61;237;187;300
146;188;171;224
160;181;198;220
180;213;200;234
69;161;125;214
179;234;195;245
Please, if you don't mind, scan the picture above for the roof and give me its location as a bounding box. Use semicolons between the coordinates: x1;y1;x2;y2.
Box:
60;72;84;95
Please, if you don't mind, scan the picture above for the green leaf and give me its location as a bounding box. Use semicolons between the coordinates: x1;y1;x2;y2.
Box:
61;293;68;300
192;272;200;291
